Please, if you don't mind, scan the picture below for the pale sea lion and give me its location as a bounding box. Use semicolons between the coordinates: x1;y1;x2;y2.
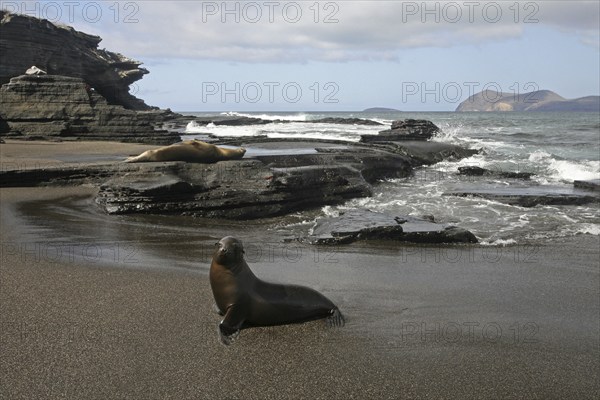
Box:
125;140;246;163
25;65;47;75
210;236;345;345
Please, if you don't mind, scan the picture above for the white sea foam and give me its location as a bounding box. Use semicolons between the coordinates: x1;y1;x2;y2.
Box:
185;120;207;133
479;238;518;246
180;111;598;244
529;150;600;183
220;111;309;121
321;206;341;218
574;223;600;236
186;118;381;141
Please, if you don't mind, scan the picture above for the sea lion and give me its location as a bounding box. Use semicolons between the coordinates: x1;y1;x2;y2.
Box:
210;236;345;345
125;139;246;163
25;65;47;75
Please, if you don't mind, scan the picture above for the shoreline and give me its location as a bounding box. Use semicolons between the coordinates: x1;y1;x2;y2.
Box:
1;184;599;398
0;139;160;169
1;139;599;398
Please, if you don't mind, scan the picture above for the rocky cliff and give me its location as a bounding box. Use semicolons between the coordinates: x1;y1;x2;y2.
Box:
0;11;183;144
456;89;600;112
0;10;150;110
0;75;180;144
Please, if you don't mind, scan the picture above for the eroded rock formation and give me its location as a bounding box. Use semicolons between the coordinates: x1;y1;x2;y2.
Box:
0;10;150;110
0;75;180;144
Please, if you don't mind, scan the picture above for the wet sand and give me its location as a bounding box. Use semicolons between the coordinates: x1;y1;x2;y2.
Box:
1;142;599;399
0;139;158;168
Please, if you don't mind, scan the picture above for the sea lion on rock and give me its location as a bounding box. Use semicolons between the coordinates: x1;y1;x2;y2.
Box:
210;236;345;345
125;139;245;163
25;65;47;75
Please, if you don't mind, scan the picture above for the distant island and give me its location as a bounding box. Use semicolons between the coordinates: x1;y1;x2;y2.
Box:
456;90;599;112
362;107;401;112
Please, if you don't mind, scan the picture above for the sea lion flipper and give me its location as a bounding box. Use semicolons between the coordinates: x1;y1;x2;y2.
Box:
212;303;224;316
218;304;247;345
327;308;345;328
218;323;240;346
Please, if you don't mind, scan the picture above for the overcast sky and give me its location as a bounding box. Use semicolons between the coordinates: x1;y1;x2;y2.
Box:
7;0;600;111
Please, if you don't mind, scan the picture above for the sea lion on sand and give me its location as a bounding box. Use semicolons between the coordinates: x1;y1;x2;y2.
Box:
210;236;345;345
125;140;246;163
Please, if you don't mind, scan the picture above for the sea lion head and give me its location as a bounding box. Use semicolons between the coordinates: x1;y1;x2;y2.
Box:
231;147;246;159
213;236;245;265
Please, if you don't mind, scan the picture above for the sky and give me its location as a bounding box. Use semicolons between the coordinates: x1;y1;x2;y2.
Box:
4;0;599;111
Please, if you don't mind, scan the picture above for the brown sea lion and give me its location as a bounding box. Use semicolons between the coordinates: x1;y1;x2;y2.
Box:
125;140;245;163
210;236;345;345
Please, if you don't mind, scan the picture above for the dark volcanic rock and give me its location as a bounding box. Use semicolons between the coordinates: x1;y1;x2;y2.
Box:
0;75;180;144
0;141;418;218
190;116;381;127
213;117;272;126
0;115;9;134
308;210;477;244
361;119;440;142
95;160;372;219
94;144;418;219
0;163;141;187
190;116;272;127
458;166;534;180
444;187;599;207
309;117;382;126
0;11;151;110
217;137;478;168
0;138;479;219
574;179;600;192
251;145;413;183
371;141;479;166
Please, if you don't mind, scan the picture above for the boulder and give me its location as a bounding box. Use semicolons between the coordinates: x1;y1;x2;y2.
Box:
307;210;478;244
360;119;440;142
95;160;372;219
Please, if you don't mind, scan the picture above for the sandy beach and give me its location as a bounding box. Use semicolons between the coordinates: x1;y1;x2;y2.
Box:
1;141;599;399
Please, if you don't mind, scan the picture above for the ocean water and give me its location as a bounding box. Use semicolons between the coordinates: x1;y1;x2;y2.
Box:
182;111;600;244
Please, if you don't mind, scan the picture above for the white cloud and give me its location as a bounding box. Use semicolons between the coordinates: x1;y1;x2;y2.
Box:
15;0;599;62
